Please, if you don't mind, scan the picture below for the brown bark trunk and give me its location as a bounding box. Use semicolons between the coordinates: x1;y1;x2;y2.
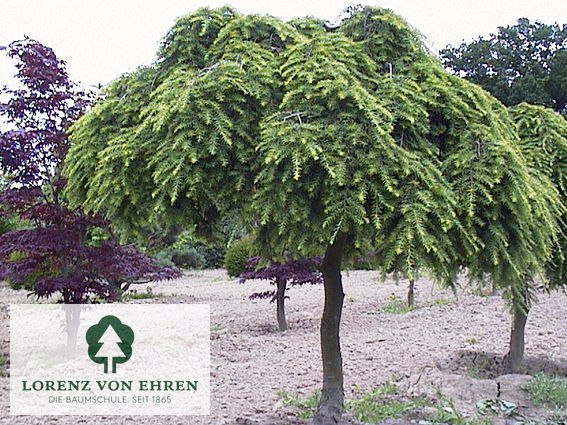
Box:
312;233;347;425
504;305;529;373
276;276;288;331
407;279;415;308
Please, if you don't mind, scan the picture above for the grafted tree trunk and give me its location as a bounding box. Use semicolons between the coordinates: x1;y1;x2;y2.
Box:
312;233;347;425
503;288;530;373
504;306;529;373
407;279;415;308
275;276;288;331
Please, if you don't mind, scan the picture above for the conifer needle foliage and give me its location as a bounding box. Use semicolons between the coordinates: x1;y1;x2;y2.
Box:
66;6;558;294
510;103;567;290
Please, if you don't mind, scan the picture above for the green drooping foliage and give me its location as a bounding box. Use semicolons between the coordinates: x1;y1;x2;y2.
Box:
441;18;567;117
254;32;456;278
426;69;559;311
510;103;567;289
65;9;299;241
338;5;427;69
64;4;560;308
64;6;563;420
157;6;237;71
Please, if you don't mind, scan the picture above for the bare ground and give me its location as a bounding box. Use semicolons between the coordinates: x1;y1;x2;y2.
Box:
1;269;566;424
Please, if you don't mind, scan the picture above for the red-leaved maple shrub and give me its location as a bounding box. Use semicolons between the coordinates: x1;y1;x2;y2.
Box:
240;256;322;330
0;38;179;303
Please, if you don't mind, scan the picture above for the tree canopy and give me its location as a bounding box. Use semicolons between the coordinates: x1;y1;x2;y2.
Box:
510;103;567;289
64;6;561;423
441;18;567;117
66;7;557;285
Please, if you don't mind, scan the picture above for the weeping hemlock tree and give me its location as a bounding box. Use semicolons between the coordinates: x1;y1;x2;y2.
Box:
507;103;567;371
338;7;559;374
64;7;559;424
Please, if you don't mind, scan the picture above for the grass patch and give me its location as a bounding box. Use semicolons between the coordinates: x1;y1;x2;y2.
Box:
279;386;494;425
121;287;164;301
428;298;453;307
524;373;567;409
347;384;429;423
381;295;414;314
278;390;320;419
279;384;428;422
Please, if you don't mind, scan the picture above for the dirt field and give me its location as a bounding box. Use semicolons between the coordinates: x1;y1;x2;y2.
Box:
1;270;566;424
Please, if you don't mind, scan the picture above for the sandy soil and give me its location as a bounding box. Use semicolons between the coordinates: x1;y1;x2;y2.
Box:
1;269;566;424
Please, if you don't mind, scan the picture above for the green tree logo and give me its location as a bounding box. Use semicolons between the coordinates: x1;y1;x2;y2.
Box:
86;315;134;373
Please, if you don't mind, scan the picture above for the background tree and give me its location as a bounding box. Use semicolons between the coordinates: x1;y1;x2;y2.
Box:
240;256;322;331
506;103;567;371
410;55;560;375
440;18;567;117
341;7;560;374
64;7;559;424
0;38;178;303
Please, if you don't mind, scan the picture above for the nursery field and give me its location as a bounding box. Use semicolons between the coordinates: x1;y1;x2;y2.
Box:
3;5;567;425
1;270;566;424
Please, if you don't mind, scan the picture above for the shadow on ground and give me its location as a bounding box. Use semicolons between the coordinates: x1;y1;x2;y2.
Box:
440;349;567;379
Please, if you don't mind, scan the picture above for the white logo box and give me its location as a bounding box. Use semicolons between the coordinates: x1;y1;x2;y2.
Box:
10;304;210;415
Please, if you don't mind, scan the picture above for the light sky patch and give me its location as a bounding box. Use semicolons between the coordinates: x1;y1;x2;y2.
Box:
1;0;566;88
